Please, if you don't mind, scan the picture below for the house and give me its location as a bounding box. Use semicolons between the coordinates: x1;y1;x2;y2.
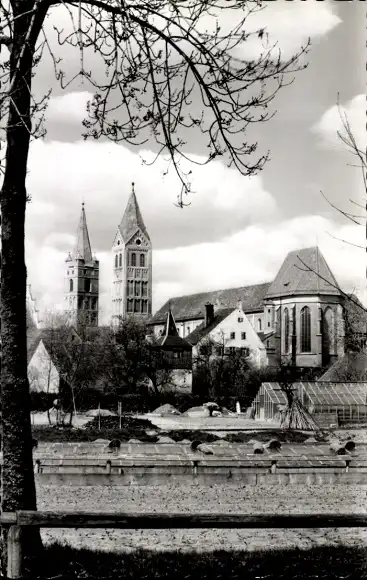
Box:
186;302;267;368
148;246;361;371
148;308;192;392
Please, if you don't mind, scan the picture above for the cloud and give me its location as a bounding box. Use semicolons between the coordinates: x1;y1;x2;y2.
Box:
198;1;341;61
46;91;93;125
311;94;365;151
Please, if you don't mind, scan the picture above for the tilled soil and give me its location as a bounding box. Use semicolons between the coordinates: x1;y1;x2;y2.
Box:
37;484;367;553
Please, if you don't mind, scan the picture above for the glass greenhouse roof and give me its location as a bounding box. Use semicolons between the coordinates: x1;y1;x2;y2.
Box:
261;382;367;406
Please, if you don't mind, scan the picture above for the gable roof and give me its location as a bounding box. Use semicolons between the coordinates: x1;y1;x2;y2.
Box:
265;247;341;299
119;184;150;243
186;307;235;346
72;203;94;263
319;351;367;382
156;309;192;349
149;282;270;325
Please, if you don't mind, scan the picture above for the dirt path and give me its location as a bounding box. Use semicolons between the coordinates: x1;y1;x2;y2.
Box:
37;483;367;553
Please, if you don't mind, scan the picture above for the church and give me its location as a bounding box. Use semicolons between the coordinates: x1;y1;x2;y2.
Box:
60;184;363;374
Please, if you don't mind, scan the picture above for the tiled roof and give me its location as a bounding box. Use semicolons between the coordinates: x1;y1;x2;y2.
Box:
157;309;192;349
71;204;94;263
185;307;235;346
265;246;341;299
119;185;150;243
319;351;367;382
149;282;270;325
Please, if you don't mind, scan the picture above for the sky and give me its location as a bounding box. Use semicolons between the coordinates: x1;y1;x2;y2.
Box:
4;1;365;324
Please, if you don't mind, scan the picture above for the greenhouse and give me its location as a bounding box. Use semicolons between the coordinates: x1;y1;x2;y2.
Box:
253;382;367;424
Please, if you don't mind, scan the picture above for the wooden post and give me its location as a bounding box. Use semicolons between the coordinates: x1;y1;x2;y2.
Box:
118;401;122;430
98;402;101;431
7;525;23;579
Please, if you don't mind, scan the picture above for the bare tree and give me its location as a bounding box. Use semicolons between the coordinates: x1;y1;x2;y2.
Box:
0;0;309;572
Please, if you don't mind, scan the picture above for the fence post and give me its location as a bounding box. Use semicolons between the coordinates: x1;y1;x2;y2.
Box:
7;525;23;579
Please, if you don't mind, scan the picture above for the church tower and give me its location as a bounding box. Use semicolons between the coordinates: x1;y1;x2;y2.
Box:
112;183;152;324
65;203;99;327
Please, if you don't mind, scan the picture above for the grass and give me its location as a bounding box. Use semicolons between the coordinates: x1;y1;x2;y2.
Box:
35;543;366;579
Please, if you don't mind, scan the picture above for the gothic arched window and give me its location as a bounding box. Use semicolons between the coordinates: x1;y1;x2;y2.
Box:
324;307;336;354
284;308;289;353
115;255;118;268
300;306;311;353
131;253;136;267
69;279;73;292
119;253;122;267
140;253;145;267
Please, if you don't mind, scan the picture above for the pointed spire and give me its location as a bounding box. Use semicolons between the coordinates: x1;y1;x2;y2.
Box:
72;203;93;263
164;306;179;339
119;182;150;243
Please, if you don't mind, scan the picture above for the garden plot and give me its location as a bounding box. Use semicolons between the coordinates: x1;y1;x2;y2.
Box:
37;483;367;554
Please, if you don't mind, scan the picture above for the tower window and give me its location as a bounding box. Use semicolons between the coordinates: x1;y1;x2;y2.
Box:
142;281;148;297
258;318;262;331
140;253;145;267
300;306;311;353
127;299;133;313
115;255;118;268
69;279;73;292
131;253;136;267
85;278;91;292
142;300;148;314
134;299;140;313
128;280;134;296
136;238;141;246
119;253;122;267
241;332;246;340
135;281;141;296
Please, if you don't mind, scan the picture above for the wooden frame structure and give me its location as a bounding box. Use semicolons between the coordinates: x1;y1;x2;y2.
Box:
3;510;367;578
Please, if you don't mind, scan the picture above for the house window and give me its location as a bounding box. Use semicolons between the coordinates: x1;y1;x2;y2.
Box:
284;307;289;353
127;299;133;313
228;347;236;355
241;332;246;340
258;318;262;331
69;279;73;292
119;253;122;267
140;253;145;267
267;322;270;328
187;327;190;335
131;253;136;267
115;255;118;268
238;317;243;323
230;332;235;339
300;306;311;353
216;346;224;356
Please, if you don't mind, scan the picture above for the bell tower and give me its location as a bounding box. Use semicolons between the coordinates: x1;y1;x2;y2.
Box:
65;203;99;327
112;183;152;325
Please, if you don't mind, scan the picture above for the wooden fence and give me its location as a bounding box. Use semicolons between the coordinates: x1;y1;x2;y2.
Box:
2;510;367;579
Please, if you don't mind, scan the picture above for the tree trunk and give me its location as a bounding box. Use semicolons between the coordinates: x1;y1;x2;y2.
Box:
0;1;46;575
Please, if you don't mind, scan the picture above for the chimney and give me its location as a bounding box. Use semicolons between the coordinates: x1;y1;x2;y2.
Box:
205;302;215;327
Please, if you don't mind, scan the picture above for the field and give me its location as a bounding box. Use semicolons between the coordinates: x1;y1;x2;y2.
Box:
37;483;367;553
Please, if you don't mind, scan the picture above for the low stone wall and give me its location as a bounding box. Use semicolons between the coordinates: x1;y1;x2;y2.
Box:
36;470;367;486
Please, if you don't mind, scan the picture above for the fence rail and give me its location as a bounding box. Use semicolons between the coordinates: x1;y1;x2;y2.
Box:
2;510;367;578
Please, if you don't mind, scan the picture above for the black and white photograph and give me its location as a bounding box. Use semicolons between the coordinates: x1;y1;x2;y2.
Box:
0;1;366;578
